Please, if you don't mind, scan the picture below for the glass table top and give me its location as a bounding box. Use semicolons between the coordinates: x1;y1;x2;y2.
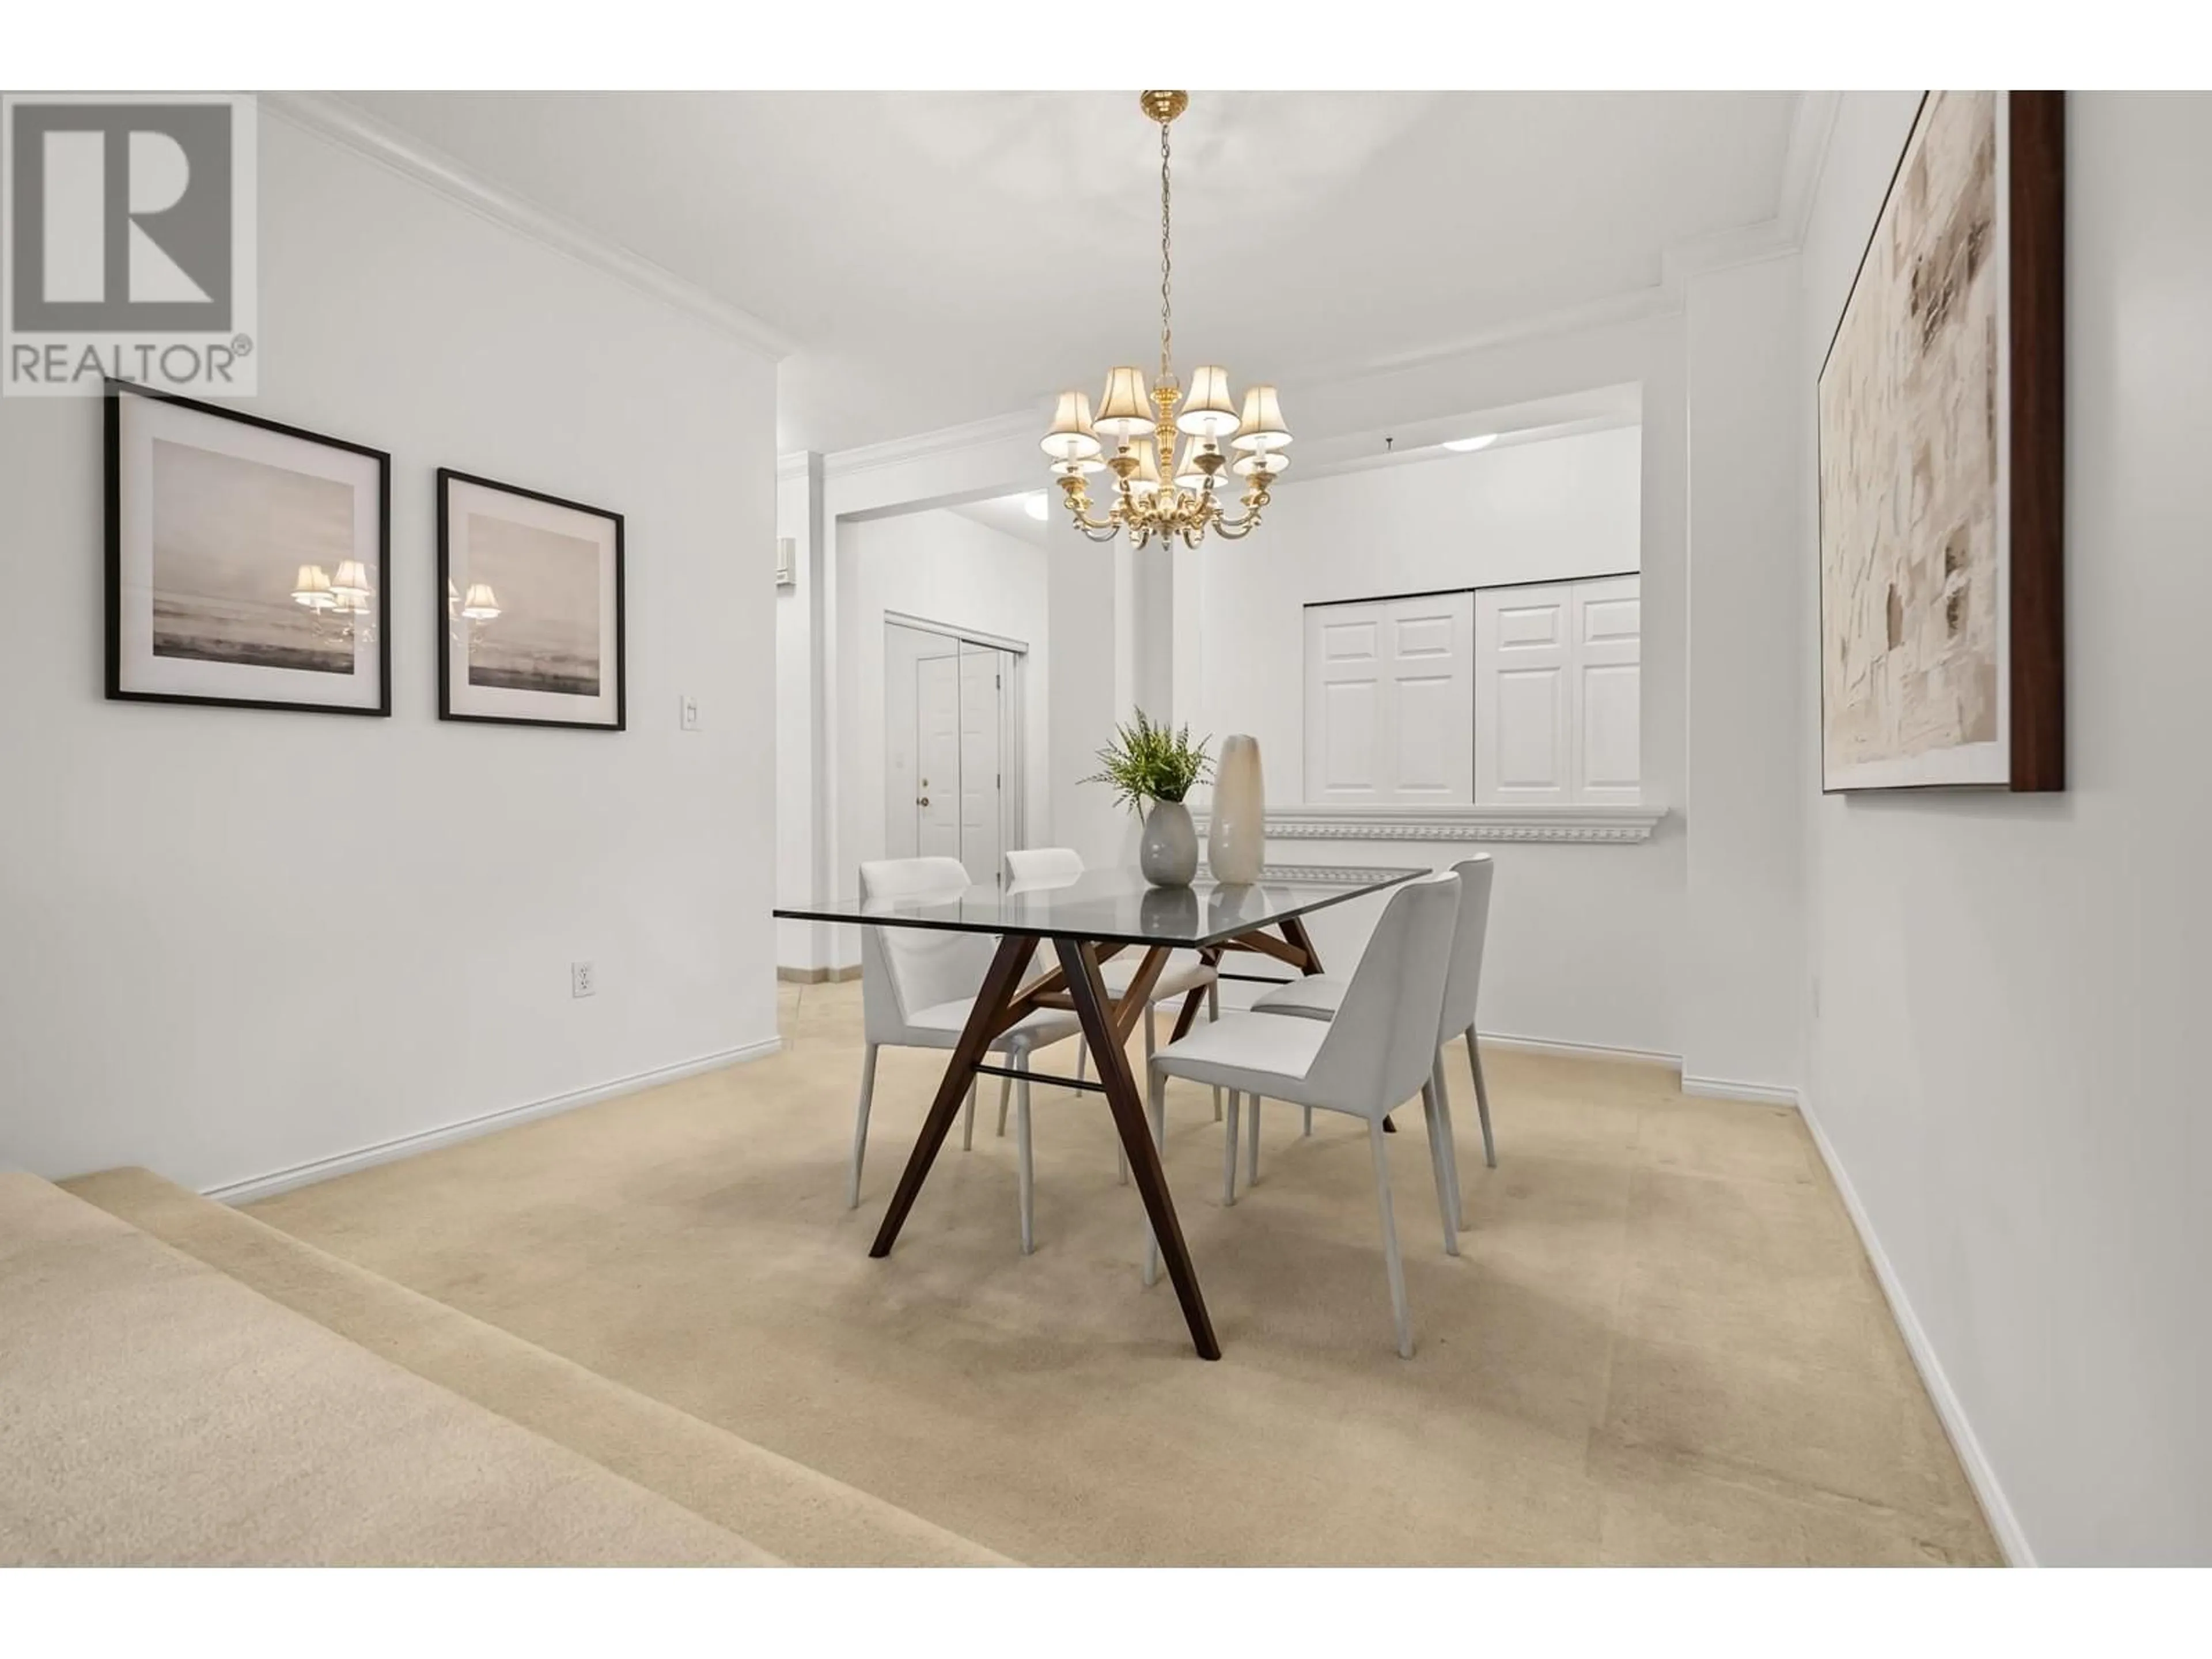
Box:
774;865;1428;949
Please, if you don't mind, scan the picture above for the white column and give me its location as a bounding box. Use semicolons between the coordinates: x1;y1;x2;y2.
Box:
774;452;829;971
1047;509;1141;866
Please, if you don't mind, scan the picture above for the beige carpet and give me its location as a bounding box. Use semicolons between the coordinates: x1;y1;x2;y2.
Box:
240;982;1999;1566
0;1173;768;1566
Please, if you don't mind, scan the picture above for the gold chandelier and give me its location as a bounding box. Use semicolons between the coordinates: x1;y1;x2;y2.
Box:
1042;90;1291;548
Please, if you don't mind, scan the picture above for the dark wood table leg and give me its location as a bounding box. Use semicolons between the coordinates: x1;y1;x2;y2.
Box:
1168;978;1209;1042
1055;937;1221;1361
869;932;1033;1259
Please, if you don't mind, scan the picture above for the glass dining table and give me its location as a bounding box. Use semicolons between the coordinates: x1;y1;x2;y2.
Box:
775;863;1426;1359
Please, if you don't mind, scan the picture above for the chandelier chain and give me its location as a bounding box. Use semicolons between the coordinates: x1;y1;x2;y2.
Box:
1159;115;1172;385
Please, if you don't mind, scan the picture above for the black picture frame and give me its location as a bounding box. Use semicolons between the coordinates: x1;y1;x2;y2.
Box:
104;377;392;717
435;467;627;732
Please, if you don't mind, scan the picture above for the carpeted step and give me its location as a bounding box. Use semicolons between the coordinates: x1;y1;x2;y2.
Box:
1;1173;772;1566
65;1168;1012;1568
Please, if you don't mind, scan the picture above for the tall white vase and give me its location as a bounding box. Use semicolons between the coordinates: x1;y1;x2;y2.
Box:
1207;734;1266;884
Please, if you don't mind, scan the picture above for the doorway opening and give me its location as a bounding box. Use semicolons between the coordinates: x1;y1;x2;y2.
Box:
884;615;1026;887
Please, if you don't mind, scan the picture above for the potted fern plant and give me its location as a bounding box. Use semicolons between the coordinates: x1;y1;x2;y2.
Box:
1083;710;1213;888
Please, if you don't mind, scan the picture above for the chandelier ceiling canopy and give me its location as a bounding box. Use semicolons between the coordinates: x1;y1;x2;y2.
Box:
1043;91;1291;548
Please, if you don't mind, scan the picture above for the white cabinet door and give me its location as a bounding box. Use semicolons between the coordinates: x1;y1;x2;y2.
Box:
1475;573;1641;806
1303;592;1474;806
1574;575;1642;802
1475;584;1572;804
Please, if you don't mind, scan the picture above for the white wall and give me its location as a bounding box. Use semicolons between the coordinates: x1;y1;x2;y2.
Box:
1682;255;1806;1094
1191;425;1685;1056
1798;93;2212;1565
0;112;780;1192
834;507;1050;914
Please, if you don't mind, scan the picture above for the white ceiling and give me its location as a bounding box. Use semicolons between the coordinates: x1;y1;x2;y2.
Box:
339;91;1800;454
944;493;1049;548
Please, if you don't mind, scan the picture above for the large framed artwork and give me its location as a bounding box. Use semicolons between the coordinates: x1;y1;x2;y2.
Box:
105;380;390;715
1817;91;2065;793
437;469;626;731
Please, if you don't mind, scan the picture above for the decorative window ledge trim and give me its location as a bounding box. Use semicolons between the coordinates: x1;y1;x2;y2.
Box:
1192;804;1666;845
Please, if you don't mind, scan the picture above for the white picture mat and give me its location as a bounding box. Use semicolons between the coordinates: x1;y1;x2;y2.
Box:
443;476;621;726
1820;92;2014;792
115;393;382;707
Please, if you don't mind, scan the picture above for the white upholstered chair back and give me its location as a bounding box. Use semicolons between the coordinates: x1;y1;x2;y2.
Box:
857;857;993;1045
1004;846;1085;887
1303;873;1461;1120
1436;855;1495;1043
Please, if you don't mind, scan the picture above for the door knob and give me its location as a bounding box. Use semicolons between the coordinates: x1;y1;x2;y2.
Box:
918;796;930;807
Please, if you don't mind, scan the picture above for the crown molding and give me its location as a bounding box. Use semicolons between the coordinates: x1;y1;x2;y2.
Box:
1191;804;1666;846
1777;91;1843;247
262;92;796;362
1294;285;1671;393
821;407;1042;480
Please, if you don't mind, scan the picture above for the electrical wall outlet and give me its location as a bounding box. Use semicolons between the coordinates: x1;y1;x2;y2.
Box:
680;695;700;731
571;961;596;998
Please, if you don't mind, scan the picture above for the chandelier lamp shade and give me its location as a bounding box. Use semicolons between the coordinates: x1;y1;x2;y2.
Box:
1043;91;1291;547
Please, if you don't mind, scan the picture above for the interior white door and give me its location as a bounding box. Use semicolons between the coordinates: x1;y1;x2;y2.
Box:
958;646;1005;886
915;652;963;860
884;626;923;859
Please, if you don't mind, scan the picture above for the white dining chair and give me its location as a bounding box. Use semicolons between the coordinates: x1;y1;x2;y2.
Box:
1002;847;1224;1156
1144;872;1463;1357
852;857;1082;1255
1248;855;1497;1213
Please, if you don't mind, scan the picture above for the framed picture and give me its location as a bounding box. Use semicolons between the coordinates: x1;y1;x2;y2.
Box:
437;469;625;731
105;379;389;715
1816;90;2065;793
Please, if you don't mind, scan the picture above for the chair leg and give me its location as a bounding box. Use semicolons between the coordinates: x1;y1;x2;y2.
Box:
1421;1078;1460;1257
1464;1028;1496;1168
1209;984;1222;1123
1143;1006;1156;1063
1303;1105;1313;1137
1368;1118;1413;1358
847;1043;880;1210
1221;1090;1241;1206
1016;1057;1035;1256
1430;1054;1465;1233
1076;1041;1088;1086
997;1069;1013;1138
1143;1065;1168;1286
963;1077;977;1152
1246;1095;1263;1187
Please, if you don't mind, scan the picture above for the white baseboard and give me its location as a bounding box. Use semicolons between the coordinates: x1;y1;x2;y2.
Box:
1476;1029;1680;1067
1680;1074;1801;1107
204;1037;783;1206
1796;1088;2034;1567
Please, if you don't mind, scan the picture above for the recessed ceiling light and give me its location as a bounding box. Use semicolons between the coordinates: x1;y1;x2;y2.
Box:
1023;493;1049;521
1442;434;1498;453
